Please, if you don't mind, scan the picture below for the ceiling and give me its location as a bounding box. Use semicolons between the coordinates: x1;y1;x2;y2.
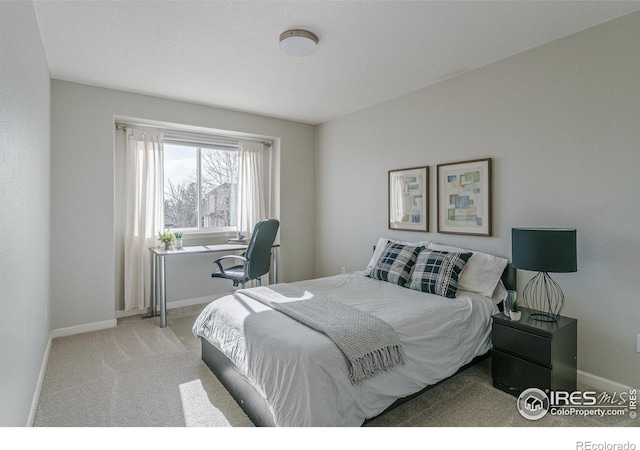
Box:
33;1;640;125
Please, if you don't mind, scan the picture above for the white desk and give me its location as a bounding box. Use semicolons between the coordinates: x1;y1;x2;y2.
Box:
150;244;279;327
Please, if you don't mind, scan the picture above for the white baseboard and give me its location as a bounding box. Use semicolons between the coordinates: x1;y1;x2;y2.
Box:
27;333;52;427
115;307;148;319
58;295;222;332
51;319;118;338
578;370;637;393
115;294;227;319
163;294;222;309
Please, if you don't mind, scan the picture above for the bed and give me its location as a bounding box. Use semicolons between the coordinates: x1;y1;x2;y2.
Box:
193;239;514;427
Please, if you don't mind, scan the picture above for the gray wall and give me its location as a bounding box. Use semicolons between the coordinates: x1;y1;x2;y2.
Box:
0;2;52;426
51;81;316;329
316;12;640;388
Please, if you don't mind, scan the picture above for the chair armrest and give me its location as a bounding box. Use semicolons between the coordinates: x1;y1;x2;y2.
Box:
213;255;248;276
213;255;248;264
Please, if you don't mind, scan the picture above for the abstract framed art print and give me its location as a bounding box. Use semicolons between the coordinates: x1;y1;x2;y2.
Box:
437;158;492;236
388;166;429;232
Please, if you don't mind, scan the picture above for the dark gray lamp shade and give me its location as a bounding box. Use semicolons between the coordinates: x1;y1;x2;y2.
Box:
512;228;577;273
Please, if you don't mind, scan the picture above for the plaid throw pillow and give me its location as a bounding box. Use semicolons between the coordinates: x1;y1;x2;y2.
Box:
370;242;423;286
409;250;473;298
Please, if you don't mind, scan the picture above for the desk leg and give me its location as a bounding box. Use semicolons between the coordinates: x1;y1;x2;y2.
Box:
159;255;167;328
273;247;278;284
151;252;157;317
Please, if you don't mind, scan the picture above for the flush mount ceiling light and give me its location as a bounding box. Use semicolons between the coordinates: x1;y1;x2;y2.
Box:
279;29;318;57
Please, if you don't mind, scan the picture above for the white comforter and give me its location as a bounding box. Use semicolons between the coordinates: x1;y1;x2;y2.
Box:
192;272;499;426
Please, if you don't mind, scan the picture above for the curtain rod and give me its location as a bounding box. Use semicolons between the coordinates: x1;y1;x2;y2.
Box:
115;122;272;147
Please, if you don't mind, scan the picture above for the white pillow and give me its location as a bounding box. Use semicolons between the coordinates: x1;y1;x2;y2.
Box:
428;242;508;298
365;237;430;275
491;280;508;305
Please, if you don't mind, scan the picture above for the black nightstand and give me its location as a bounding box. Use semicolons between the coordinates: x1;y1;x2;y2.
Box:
491;307;577;397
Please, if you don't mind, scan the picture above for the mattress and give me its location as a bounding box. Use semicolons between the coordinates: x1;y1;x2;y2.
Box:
192;271;499;426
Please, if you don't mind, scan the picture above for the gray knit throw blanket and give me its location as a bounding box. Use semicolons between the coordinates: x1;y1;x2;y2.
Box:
238;284;406;384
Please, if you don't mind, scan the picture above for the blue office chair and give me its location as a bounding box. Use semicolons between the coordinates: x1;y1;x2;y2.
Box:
211;219;280;288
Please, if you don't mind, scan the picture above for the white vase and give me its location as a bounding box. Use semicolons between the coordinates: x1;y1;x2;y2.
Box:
509;311;522;321
175;239;183;250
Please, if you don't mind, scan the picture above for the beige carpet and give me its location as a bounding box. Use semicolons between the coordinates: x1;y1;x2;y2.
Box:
34;304;638;429
34;305;252;427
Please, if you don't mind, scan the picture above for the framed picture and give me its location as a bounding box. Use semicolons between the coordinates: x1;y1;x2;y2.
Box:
388;166;429;232
437;158;492;236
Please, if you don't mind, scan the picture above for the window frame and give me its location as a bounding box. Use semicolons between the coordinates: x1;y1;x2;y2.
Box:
116;119;274;242
162;138;239;235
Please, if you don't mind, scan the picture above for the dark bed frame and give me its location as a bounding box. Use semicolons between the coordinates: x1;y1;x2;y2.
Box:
200;264;516;427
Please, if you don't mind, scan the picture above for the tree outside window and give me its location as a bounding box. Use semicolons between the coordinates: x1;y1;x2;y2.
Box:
163;143;238;231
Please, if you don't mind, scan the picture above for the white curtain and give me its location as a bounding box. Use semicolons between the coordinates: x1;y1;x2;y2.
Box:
237;140;266;236
123;128;164;311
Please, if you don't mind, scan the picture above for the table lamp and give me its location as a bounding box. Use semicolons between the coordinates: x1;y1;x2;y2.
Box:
511;228;577;322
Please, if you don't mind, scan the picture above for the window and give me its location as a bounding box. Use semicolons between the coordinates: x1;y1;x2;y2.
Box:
163;137;239;232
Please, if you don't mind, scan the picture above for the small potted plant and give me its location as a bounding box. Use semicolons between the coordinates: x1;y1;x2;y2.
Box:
509;297;522;321
174;231;183;250
158;229;175;250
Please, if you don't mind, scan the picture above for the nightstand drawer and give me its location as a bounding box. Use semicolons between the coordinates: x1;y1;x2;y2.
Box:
492;323;551;367
492;349;551;394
